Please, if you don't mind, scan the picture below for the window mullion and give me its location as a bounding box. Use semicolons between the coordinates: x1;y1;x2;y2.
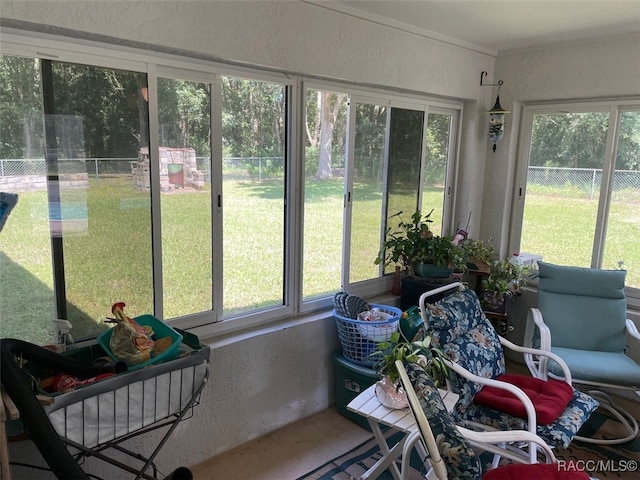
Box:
211;74;223;321
591;106;620;269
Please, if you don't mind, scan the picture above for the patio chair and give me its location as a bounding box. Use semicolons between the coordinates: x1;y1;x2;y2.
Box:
395;360;592;480
418;283;599;464
523;261;640;444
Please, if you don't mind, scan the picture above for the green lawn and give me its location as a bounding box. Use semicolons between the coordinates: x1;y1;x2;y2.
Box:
522;184;639;286
1;178;638;344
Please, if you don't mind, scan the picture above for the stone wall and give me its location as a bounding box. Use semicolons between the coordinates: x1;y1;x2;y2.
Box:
0;173;89;193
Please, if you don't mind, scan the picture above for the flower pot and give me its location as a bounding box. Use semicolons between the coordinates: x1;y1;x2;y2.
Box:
413;262;453;278
391;266;402;296
374;375;408;409
481;291;512;315
467;257;490;273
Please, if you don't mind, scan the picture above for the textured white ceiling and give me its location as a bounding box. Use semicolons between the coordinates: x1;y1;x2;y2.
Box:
320;1;640;52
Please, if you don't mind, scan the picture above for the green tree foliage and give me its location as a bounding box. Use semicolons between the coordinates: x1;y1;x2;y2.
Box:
354;103;386;179
50;62;146;158
221;76;285;158
0;55;42;159
424;113;450;186
529;112;640;172
158;78;211;156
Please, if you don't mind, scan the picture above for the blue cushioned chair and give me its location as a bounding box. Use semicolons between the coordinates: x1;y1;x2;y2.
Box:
418;283;599;464
523;261;640;444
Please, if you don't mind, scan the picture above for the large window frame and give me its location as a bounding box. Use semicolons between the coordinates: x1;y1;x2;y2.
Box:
510;99;640;306
0;29;462;342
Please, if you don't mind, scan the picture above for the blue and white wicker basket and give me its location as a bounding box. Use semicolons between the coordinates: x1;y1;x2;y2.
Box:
334;304;401;366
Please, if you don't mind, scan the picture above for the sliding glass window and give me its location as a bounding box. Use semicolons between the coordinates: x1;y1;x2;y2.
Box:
1;38;461;342
514;103;640;293
157;76;213;318
0;54;152;343
302;89;460;301
221;76;287;316
302;88;348;301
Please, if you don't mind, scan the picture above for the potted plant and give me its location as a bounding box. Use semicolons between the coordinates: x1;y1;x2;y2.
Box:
459;238;496;273
480;259;529;314
369;331;449;409
375;209;457;278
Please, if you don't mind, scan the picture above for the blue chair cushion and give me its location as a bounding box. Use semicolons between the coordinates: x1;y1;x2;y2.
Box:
405;362;483;479
423;287;506;410
461;388;599;449
537;262;627;352
549;347;640;388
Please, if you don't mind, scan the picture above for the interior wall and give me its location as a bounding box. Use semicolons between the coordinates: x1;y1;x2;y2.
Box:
0;1;497;476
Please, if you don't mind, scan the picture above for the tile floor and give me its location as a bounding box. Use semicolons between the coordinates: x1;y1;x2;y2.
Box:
190;407;370;480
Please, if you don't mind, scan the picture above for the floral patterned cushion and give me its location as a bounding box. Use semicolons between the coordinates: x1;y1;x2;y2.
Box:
461;388;599;449
422;286;600;450
423;287;506;412
405;362;483;479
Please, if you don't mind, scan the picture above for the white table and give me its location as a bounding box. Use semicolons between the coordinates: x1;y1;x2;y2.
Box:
347;384;458;480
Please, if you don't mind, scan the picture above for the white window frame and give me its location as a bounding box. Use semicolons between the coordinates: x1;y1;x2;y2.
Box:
1;28;463;339
510;99;640;307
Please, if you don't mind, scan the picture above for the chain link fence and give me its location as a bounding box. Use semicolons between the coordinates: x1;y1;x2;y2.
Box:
2;160;639;198
0;158;137;178
527;166;640;201
0;156;286;185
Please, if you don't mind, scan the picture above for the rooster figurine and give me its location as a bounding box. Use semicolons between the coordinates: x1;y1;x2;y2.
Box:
108;302;155;364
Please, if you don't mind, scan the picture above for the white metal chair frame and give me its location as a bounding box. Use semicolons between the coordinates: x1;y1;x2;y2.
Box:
395;360;559;480
419;282;587;464
525;307;640;445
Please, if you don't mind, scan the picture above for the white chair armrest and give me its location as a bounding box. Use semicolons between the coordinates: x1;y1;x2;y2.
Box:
522;308;554;380
458;425;557;464
528;308;552;351
627;319;640;342
444;360;538;438
499;335;573;384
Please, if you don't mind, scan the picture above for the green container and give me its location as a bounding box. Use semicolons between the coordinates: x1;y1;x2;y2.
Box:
400;305;424;342
333;350;378;431
167;163;184;187
97;314;183;371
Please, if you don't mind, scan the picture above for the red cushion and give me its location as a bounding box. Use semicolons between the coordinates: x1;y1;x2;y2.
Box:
483;462;590;480
473;374;574;425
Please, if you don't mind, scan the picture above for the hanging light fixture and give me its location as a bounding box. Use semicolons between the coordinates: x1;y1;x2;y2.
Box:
480;71;510;152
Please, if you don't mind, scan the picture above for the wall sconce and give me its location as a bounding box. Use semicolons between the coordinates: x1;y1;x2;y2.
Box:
480;71;510;152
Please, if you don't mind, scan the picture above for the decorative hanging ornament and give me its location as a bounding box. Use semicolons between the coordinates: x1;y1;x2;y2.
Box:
480;71;510;152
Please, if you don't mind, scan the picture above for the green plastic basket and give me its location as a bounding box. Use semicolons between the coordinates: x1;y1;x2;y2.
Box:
97;314;183;370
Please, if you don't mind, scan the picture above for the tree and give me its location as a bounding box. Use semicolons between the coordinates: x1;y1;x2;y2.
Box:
0;55;42;159
305;91;347;179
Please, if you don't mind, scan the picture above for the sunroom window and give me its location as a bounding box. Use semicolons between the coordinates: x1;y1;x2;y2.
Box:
1;36;461;342
0;55;153;343
514;103;640;296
